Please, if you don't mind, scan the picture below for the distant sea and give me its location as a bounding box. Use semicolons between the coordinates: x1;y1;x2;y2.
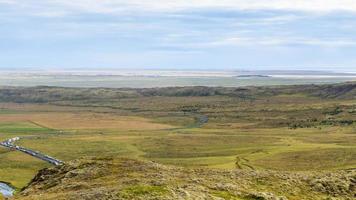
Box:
0;70;355;88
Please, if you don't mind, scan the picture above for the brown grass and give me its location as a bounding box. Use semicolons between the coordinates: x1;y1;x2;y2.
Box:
0;112;174;130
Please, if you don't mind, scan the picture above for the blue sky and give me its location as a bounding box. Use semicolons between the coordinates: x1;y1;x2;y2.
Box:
1;0;356;72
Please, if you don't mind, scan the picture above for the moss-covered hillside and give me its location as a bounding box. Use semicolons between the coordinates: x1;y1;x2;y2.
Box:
15;157;355;200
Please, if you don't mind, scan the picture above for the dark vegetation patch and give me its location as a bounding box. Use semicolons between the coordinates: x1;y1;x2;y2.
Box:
0;82;354;104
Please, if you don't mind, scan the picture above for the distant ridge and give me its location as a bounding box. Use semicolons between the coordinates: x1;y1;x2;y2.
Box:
234;70;356;76
0;69;355;77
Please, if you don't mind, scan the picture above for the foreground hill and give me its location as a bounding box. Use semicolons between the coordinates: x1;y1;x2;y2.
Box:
15;157;355;200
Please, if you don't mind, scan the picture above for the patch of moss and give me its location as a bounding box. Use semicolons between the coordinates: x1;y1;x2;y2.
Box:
120;185;168;198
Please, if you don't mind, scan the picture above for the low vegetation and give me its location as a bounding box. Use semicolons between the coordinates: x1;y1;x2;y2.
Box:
16;157;356;200
0;82;354;199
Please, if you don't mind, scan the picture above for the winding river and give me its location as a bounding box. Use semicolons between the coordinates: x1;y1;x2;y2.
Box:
0;182;14;197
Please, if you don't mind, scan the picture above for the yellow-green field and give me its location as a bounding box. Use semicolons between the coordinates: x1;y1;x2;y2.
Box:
0;84;355;191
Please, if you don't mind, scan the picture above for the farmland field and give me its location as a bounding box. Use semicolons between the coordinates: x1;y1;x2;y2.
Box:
0;83;355;192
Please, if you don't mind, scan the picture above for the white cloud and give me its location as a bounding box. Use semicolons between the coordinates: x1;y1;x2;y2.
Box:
2;1;356;51
209;36;356;47
128;0;356;12
2;0;356;15
157;35;356;49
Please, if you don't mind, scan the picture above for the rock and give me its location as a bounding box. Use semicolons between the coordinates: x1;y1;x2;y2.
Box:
246;192;288;200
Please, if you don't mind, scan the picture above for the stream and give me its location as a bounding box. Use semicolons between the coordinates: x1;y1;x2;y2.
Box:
0;182;14;197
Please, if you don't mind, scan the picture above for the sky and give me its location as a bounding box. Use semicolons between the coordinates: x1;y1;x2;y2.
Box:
1;0;356;72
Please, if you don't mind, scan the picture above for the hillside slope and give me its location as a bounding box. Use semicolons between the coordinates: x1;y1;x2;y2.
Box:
15;157;355;200
0;82;355;104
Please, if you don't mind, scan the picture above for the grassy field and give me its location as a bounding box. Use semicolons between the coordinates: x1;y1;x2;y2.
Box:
0;83;355;190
